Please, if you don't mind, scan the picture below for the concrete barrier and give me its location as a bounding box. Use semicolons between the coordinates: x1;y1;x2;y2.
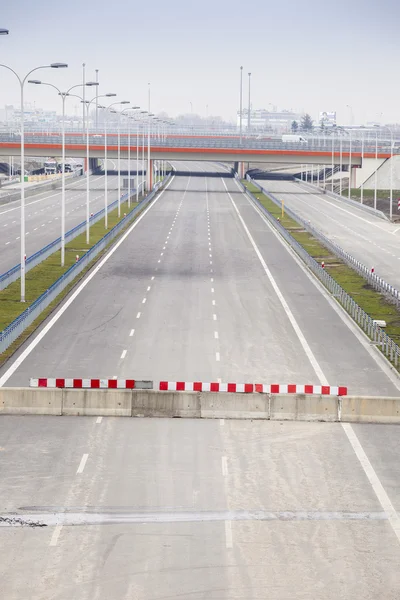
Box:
341;396;400;424
62;389;132;416
0;387;62;415
270;395;339;421
200;393;269;419
132;390;200;418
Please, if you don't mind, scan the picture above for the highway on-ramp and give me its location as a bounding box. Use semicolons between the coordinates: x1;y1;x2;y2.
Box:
1;163;400;599
256;179;400;289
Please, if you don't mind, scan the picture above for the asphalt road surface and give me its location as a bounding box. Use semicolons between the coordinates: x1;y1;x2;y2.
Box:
256;179;400;290
0;160;142;275
0;417;399;599
1;167;399;396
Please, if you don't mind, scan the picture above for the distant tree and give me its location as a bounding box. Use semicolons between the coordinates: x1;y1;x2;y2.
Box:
301;113;314;131
291;120;299;132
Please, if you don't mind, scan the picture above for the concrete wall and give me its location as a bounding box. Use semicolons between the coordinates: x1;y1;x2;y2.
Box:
356;155;400;190
1;388;400;423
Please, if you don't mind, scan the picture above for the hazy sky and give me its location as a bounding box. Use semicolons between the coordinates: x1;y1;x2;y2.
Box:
1;0;399;124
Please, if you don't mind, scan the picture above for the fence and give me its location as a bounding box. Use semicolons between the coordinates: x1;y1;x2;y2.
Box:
236;175;400;369
0;175;170;355
0;181;147;291
248;177;400;308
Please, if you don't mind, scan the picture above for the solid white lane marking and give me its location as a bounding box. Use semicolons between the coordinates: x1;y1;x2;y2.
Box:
129;329;135;336
225;521;233;548
96;416;103;424
216;352;220;361
121;349;127;359
222;456;228;476
214;331;219;339
223;179;328;386
136;312;141;319
342;423;400;544
49;524;63;547
76;453;88;474
213;314;217;321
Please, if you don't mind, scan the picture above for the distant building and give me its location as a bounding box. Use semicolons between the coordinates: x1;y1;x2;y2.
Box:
237;108;303;132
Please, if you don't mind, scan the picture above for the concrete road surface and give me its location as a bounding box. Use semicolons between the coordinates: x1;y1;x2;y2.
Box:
0;416;399;599
256;179;400;289
0;160;141;274
1;167;399;397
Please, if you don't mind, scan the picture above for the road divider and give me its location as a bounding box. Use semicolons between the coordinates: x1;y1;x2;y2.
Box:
1;388;400;422
159;381;347;395
30;378;152;389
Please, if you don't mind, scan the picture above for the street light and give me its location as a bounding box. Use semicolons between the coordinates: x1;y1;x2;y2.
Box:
0;61;68;302
247;72;251;132
115;101;130;216
83;91;116;244
120;106;140;208
380;125;394;220
239;66;243;145
28;79;97;266
139;110;148;196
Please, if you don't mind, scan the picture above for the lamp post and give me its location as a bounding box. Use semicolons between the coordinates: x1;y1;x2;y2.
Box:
138;110;148;199
247;72;251;132
115;101;130;216
331;132;335;192
83;92;116;244
95;68;99;131
239;66;243;145
348;130;352;200
339;138;343;196
28;79;97;266
0;61;68;302
120;106;140;208
374;130;378;210
380;126;394;220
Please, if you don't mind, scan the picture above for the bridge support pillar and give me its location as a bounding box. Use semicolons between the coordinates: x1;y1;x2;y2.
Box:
147;159;153;191
239;161;246;179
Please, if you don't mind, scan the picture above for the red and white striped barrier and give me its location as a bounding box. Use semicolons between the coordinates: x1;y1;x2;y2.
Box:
159;382;347;396
31;378;137;389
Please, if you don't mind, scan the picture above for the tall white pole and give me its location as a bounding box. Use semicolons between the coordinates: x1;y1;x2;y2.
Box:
374;132;378;210
95;68;99;132
117;111;121;217
20;82;26;302
339;139;343;196
390;130;393;221
142;122;145;192
82;63;86;131
86;102;90;244
348;131;352;200
331;133;334;192
61;94;66;266
136;120;139;203
147;84;151;191
239;66;243;145
323;164;326;189
104;108;108;228
360;134;364;204
128;116;131;208
247;72;251;132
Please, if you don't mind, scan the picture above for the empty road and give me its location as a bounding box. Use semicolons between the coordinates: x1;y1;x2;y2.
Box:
256;179;400;289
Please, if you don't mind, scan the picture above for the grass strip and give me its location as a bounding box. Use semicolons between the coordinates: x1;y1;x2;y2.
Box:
0;192;150;365
243;180;400;348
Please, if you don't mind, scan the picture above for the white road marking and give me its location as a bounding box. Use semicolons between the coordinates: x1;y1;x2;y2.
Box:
96;416;103;424
214;331;219;339
5;241;10;245
33;227;38;231
210;260;213;264
147;286;151;292
76;453;89;474
225;521;233;548
49;524;63;547
211;278;214;282
211;287;214;293
212;300;216;306
158;259;161;263
151;276;155;280
220;418;225;426
342;423;400;544
224;179;328;386
213;314;217;321
136;312;141;319
216;351;220;361
142;298;146;304
120;349;127;359
222;456;228;476
16;236;20;239
129;329;135;336
160;252;163;256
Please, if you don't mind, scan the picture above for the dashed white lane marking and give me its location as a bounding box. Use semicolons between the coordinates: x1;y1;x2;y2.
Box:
49;524;63;547
211;278;214;282
5;241;10;245
222;456;228;476
213;314;217;321
211;288;214;293
76;453;89;474
96;416;103;424
160;252;163;256
120;349;127;359
225;521;233;548
129;329;135;337
210;261;213;265
136;312;141;319
212;300;216;306
142;298;146;304
16;236;20;239
214;331;219;339
342;423;400;544
113;375;117;379
151;276;155;280
33;227;38;231
147;286;151;292
216;352;220;362
158;259;161;263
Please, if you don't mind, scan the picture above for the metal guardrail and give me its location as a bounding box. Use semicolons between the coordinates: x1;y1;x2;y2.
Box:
249;177;400;307
0;175;170;355
237;175;400;369
0;181;147;291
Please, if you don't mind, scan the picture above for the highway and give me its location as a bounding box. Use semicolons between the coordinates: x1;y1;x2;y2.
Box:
1;168;399;395
1;163;400;598
256;179;400;289
0;417;399;599
0;160;143;274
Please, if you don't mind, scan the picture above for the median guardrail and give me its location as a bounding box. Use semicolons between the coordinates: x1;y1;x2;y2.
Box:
0;181;147;291
249;177;400;309
237;175;400;369
0;175;170;355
